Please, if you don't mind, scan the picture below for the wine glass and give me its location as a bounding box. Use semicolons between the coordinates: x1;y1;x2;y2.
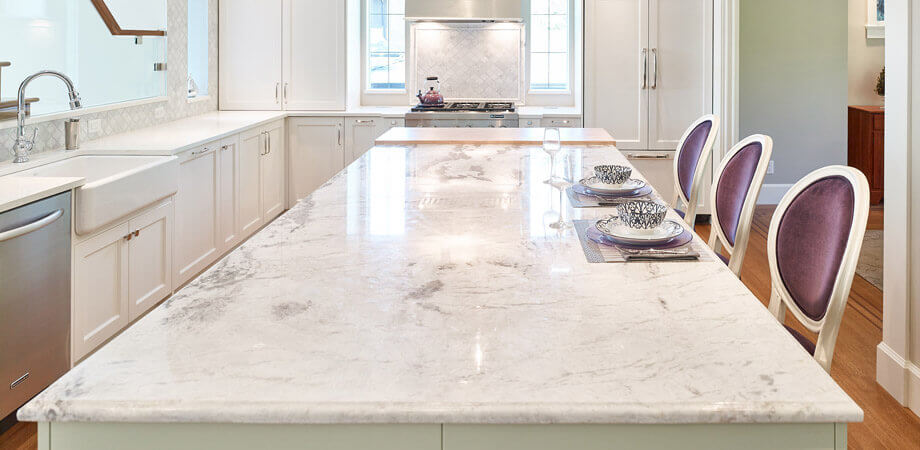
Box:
542;128;565;186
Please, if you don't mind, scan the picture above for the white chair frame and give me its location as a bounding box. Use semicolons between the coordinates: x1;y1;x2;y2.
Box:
671;114;720;227
766;166;870;372
708;134;773;277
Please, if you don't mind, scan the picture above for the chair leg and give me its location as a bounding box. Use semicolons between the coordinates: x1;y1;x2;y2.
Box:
767;288;786;323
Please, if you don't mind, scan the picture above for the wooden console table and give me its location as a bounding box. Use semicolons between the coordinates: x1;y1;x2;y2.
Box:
848;105;884;204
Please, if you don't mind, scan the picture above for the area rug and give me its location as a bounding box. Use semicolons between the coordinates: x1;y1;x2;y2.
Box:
856;230;883;290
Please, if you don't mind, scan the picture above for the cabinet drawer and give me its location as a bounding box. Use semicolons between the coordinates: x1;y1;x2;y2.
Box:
624;151;676;200
542;117;581;128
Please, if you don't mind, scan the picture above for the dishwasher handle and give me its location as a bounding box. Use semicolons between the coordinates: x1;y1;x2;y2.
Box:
0;209;64;242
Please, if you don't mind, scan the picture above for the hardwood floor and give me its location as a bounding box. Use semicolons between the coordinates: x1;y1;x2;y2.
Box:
696;205;920;450
2;206;917;450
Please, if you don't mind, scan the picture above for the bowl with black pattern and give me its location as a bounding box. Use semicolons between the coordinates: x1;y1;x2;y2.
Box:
593;165;632;186
615;200;668;232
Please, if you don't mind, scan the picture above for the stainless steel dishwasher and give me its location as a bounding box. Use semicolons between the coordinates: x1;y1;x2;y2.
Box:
0;192;71;420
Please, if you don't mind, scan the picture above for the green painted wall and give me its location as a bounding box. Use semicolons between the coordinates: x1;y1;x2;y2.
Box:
740;0;848;186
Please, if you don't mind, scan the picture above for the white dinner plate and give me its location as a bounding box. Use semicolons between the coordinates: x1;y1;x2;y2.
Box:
579;177;647;194
595;216;685;244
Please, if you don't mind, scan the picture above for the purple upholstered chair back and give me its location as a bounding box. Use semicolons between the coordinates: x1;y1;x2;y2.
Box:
671;115;719;226
766;166;869;372
774;176;855;321
677;120;713;200
708;135;772;276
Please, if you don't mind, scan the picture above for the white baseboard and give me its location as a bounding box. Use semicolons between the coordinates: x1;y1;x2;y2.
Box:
757;183;793;205
876;342;920;416
876;342;908;404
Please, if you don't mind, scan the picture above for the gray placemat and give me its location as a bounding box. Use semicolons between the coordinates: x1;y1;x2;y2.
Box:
573;220;711;263
565;187;656;208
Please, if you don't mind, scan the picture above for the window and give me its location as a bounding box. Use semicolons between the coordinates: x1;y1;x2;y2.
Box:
187;0;208;97
530;0;569;91
367;0;405;90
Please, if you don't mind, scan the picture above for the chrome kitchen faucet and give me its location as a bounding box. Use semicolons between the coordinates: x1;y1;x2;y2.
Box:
12;70;82;163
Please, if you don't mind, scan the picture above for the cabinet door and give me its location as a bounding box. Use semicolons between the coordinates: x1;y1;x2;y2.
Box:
261;121;286;221
175;145;220;287
289;117;344;202
73;223;130;361
283;0;346;110
345;118;380;165
127;200;173;320
239;129;264;238
218;135;241;250
219;0;283;110
585;0;648;150
647;0;713;150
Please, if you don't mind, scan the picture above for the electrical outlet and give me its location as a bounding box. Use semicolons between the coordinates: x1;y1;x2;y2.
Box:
154;106;166;119
767;160;775;175
87;119;102;134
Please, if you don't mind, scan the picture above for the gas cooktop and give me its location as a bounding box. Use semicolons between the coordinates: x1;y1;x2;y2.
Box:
410;101;516;113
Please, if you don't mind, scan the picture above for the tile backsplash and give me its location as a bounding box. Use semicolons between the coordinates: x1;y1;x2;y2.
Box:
412;23;524;101
0;0;218;163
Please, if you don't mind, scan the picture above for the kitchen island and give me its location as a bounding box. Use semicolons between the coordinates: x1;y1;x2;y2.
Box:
19;130;860;449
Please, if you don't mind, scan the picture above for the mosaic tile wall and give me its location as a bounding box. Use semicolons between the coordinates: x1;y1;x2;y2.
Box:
0;0;219;162
413;23;524;101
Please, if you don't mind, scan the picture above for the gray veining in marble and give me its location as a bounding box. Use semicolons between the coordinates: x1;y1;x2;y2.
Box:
18;144;862;425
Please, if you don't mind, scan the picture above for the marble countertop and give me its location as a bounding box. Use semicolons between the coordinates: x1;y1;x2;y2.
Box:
18;143;861;425
0;176;84;214
376;128;614;145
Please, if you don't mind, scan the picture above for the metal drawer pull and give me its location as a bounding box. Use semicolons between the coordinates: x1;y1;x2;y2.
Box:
267;132;272;154
651;48;658;89
10;372;29;389
283;83;288;102
626;153;672;160
191;147;212;156
355;119;374;125
275;83;280;103
0;209;63;242
641;48;648;89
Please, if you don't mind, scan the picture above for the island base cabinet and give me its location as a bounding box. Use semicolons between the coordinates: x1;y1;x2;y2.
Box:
72;200;174;362
39;422;846;450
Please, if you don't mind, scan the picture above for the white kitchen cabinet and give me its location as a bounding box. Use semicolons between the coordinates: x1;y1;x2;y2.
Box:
289;117;345;203
73;222;130;361
282;0;346;110
220;0;345;111
647;0;713;149
127;201;173;320
239;128;264;238
585;0;712;151
73;199;174;361
541;117;582;128
218;135;241;251
174;143;220;287
345;117;405;165
261;120;286;221
219;0;283;110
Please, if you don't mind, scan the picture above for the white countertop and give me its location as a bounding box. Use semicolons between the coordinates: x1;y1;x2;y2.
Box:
0;176;84;214
18;143;861;426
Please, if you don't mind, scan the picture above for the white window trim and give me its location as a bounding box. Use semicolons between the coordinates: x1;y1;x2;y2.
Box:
361;0;409;105
521;0;581;106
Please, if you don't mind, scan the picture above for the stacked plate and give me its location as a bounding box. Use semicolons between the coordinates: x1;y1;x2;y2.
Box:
572;176;653;199
592;216;691;249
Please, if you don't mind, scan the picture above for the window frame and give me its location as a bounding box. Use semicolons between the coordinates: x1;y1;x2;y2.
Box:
362;0;408;96
525;0;577;100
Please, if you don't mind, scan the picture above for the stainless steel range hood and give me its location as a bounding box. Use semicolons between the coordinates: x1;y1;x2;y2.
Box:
405;0;522;22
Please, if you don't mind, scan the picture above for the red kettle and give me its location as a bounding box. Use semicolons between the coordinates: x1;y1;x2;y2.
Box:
417;77;444;105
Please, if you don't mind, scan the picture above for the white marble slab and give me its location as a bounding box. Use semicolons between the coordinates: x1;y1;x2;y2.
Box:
18;144;862;425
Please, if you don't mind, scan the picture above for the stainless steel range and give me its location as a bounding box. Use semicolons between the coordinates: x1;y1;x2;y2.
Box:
405;101;519;128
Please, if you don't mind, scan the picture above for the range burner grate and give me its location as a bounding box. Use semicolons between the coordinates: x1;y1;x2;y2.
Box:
483;102;514;110
448;102;483;109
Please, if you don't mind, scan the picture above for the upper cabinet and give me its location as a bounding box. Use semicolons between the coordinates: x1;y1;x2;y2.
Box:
584;0;712;151
220;0;346;111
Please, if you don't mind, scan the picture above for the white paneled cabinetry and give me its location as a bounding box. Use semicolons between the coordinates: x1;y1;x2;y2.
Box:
72;120;287;363
73;200;174;361
220;0;345;111
585;0;713;211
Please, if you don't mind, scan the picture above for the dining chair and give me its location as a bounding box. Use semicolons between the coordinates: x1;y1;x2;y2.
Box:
672;114;720;226
707;134;773;276
766;166;870;372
